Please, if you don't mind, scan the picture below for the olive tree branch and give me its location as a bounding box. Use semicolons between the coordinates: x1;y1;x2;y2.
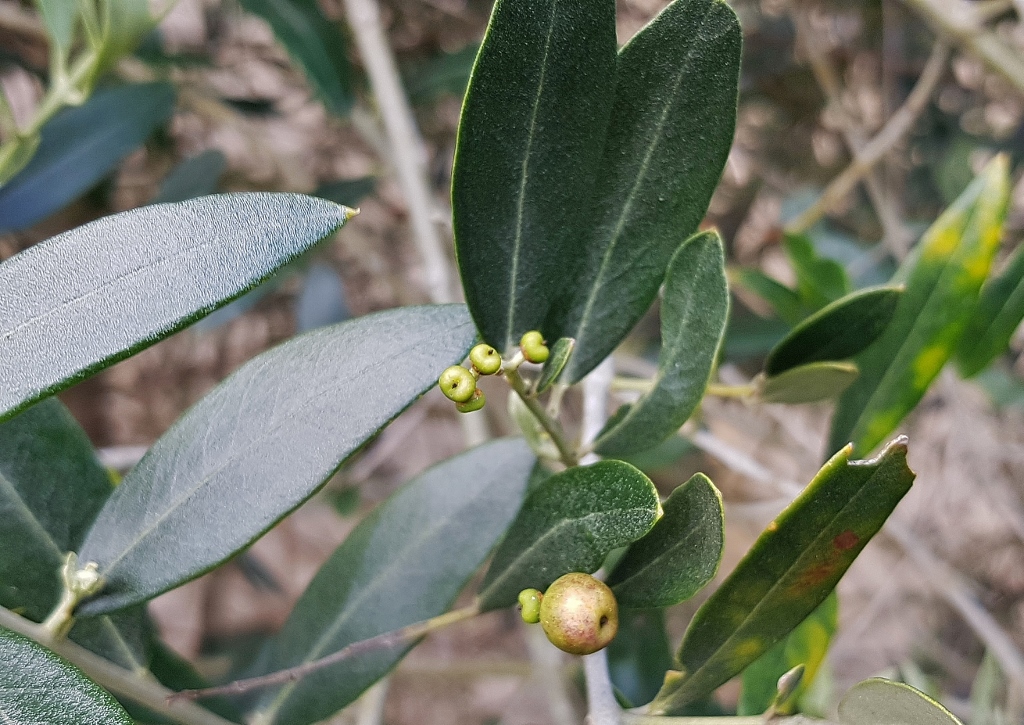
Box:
623;715;830;725
901;0;1024;96
0;604;235;725
787;40;949;234
170;604;479;703
504;365;580;467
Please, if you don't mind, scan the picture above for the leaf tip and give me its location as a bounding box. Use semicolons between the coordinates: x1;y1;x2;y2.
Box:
342;206;360;223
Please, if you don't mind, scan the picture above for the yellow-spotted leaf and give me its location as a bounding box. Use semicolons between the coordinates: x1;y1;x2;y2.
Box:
649;438;914;714
830;156;1011;455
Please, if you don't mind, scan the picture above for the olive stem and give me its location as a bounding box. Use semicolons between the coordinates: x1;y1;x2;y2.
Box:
171;604;481;702
0;604;235;725
623;716;828;724
503;366;579;467
610;377;754;400
583;649;623;725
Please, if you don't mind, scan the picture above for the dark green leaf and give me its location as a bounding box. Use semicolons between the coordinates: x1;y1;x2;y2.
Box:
239;0;352;115
838;678;963;725
313;176;375;206
650;438;914;713
595;231;728;455
478;460;660;610
453;0;617;354
607;609;674;708
730;267;809;326
535;337;575;395
77;305;476;615
738;592;837;715
554;0;741;382
784;233;851;310
830;156;1010;455
0;626;133;725
606;473;724;608
759;362;859;404
250;438;536;725
151;150;226;204
764;287;903;376
0;192;356;422
0;83;176;232
955;243;1024;378
402;44;479;103
0;399;111;622
613;434;695;474
68;608;149;673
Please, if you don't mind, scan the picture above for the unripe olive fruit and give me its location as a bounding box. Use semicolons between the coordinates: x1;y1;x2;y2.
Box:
518;588;543;624
455;388;486;413
539;573;618;655
439;365;477;403
520;331;550;364
470;344;502;375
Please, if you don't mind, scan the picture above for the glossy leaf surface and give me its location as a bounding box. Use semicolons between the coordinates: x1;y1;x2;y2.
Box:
78;305;476;614
650;438;914;713
830;156;1010;455
595;232;728;455
955;242;1024;378
453;0;616;354
0;83;175;232
478;460;660;610
239;0;352;115
759;361;859;404
252;438;536;725
0;399;111;621
838;678;963;725
0;193;355;423
555;0;740;382
536;337;575;395
738;592;837;715
606;473;724;608
764;287;902;376
0;626;133;725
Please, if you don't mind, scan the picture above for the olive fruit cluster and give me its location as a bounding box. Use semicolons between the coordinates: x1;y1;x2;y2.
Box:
438;343;501;413
518;573;619;655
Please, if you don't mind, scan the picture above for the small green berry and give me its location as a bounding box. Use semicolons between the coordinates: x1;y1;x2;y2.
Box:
520;330;550;364
470;344;502;375
518;588;543;624
439;365;477;403
455;388;486;413
539;573;618;655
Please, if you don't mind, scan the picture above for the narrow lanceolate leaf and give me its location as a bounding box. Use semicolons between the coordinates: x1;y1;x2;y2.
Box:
252;439;536;725
0;627;133;725
955;243;1024;378
784;233;851;311
0;399;111;622
730;267;809;326
535;337;575;395
151;150;227;205
0;83;176;230
650;438;914;714
239;0;352;115
453;0;617;354
838;678;963;725
759;361;859;405
554;0;740;382
830;156;1011;455
77;305;476;615
0;193;356;423
738;592;838;716
595;232;728;456
764;287;902;376
478;460;660;610
606;473;724;609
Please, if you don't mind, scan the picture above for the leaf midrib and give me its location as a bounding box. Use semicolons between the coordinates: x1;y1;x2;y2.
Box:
570;3;715;363
676;463;893;697
261;474;505;722
0;471;63;560
504;0;559;348
611;522;703;594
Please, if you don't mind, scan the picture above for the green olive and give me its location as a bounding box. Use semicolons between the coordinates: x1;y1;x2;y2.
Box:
539;573;618;655
455;388;486;413
520;331;550;364
439;365;477;403
470;344;502;375
518;588;543;624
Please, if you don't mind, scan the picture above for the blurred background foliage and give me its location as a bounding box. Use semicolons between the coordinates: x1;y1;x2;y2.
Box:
1;0;1023;722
